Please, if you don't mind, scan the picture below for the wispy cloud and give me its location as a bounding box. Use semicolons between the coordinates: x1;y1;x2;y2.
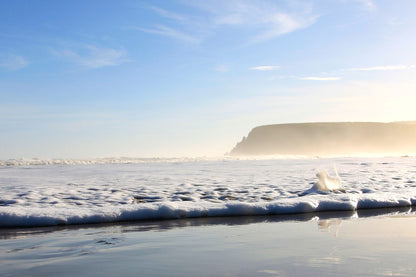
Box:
300;76;341;81
250;65;280;71
137;25;200;44
252;13;318;42
149;6;187;22
0;55;29;71
196;1;318;42
141;1;318;44
348;65;414;71
53;46;128;69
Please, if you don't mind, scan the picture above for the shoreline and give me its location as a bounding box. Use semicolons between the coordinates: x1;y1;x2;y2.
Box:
1;206;413;237
1;207;416;276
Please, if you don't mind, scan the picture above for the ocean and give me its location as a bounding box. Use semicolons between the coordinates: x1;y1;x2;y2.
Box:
1;156;416;227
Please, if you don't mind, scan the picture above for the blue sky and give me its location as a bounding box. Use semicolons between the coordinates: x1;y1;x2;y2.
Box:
1;0;416;159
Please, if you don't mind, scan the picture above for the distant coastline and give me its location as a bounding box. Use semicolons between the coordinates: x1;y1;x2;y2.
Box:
230;122;416;156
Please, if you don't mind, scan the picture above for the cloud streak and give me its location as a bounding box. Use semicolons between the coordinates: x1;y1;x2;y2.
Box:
142;0;318;44
137;25;200;44
348;65;415;71
0;55;29;71
300;77;341;81
198;0;318;42
252;13;318;42
53;46;128;69
149;6;187;22
250;65;280;71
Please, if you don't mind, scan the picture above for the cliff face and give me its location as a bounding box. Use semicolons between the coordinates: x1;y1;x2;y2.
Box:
230;122;416;156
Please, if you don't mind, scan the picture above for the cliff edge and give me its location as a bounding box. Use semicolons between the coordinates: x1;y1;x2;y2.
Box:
230;122;416;156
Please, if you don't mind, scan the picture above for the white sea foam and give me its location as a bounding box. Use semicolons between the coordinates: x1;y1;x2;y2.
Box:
1;154;410;166
0;157;219;166
1;157;416;227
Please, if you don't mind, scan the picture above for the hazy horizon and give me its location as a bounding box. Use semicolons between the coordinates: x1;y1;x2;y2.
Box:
1;1;416;159
3;120;416;161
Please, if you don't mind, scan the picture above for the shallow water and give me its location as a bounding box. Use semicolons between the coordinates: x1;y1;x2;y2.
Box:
1;157;416;227
1;210;416;277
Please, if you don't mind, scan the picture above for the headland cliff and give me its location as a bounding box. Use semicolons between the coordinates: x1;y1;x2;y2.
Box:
230;122;416;156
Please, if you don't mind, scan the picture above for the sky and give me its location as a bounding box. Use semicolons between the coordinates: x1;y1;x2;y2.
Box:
1;0;416;159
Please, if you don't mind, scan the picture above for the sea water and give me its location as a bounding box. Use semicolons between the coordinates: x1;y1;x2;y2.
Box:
1;157;416;227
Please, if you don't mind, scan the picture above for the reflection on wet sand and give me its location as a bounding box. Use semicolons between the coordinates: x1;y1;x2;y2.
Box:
317;219;343;237
1;206;416;277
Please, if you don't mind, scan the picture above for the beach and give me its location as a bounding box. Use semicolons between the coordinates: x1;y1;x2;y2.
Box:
1;209;416;276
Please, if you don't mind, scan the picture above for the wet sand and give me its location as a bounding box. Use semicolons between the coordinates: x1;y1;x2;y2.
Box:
1;208;416;276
